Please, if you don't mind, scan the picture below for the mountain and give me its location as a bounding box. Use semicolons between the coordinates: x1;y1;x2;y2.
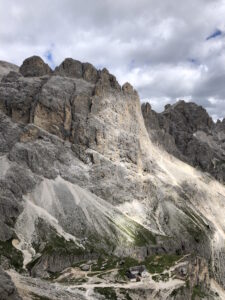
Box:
0;56;225;299
142;101;225;183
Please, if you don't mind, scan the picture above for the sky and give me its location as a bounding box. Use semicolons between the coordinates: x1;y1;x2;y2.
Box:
0;0;225;120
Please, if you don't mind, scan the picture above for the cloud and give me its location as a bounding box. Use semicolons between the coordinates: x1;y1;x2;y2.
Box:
0;0;225;119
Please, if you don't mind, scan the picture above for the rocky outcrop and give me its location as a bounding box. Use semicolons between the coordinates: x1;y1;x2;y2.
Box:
82;62;98;83
19;56;52;77
0;56;123;143
0;71;46;124
0;61;18;81
142;100;225;183
54;58;98;83
0;267;22;300
54;58;83;79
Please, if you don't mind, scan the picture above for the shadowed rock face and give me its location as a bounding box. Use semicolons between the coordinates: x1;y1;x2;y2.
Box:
19;56;52;77
54;58;99;83
142;100;225;183
0;267;22;300
54;58;83;78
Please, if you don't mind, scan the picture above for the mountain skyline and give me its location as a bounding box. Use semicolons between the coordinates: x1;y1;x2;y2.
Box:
1;0;225;120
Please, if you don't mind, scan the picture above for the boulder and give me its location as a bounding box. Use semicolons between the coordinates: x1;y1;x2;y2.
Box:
81;264;90;271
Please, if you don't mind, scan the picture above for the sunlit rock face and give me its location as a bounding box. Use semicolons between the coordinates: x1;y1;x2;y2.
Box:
0;56;225;299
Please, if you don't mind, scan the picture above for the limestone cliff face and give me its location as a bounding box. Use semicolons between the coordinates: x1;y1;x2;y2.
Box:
142;101;225;183
0;267;22;300
0;61;18;81
19;56;52;77
0;56;225;299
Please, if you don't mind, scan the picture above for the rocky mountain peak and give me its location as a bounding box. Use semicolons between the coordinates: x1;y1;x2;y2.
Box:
216;117;225;131
0;56;139;159
54;57;83;79
122;82;137;95
142;99;225;182
164;100;214;132
19;55;52;77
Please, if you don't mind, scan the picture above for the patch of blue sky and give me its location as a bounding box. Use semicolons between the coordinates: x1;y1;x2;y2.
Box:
44;50;55;69
188;58;199;65
128;59;135;70
206;29;222;40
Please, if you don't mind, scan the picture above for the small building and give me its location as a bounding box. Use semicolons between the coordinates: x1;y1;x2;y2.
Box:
126;265;147;281
126;271;136;282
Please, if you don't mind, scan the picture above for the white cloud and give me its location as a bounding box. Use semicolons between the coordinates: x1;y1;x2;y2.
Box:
0;0;225;119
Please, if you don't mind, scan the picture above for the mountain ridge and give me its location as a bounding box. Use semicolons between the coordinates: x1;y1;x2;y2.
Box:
142;100;225;183
0;56;225;299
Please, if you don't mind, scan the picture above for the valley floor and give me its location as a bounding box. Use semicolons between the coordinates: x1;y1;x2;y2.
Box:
8;255;223;300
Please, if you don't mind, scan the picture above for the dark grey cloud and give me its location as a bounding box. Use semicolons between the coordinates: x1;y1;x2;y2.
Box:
0;0;225;119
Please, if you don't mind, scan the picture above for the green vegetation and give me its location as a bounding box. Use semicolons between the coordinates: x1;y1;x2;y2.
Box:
85;255;139;281
0;239;23;271
87;271;101;277
30;293;51;300
92;256;119;272
191;285;206;300
94;287;118;300
26;256;41;271
186;224;205;243
152;274;160;282
106;216;156;247
28;231;181;284
117;257;139;280
119;289;133;300
183;208;206;227
48;271;61;280
87;233;117;254
170;286;185;297
144;254;181;274
215;160;225;168
132;221;156;246
97;272;109;279
27;217;159;277
152;272;169;282
94;253;179;283
170;284;207;299
27;234;85;271
161;272;170;281
58;277;88;285
42;235;84;256
186;279;190;288
182;208;208;243
81;253;181;282
78;287;86;292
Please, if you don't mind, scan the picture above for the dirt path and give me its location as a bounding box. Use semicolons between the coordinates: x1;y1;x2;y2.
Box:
73;276;185;291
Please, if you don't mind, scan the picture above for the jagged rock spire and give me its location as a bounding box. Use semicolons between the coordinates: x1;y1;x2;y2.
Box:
19;56;52;77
